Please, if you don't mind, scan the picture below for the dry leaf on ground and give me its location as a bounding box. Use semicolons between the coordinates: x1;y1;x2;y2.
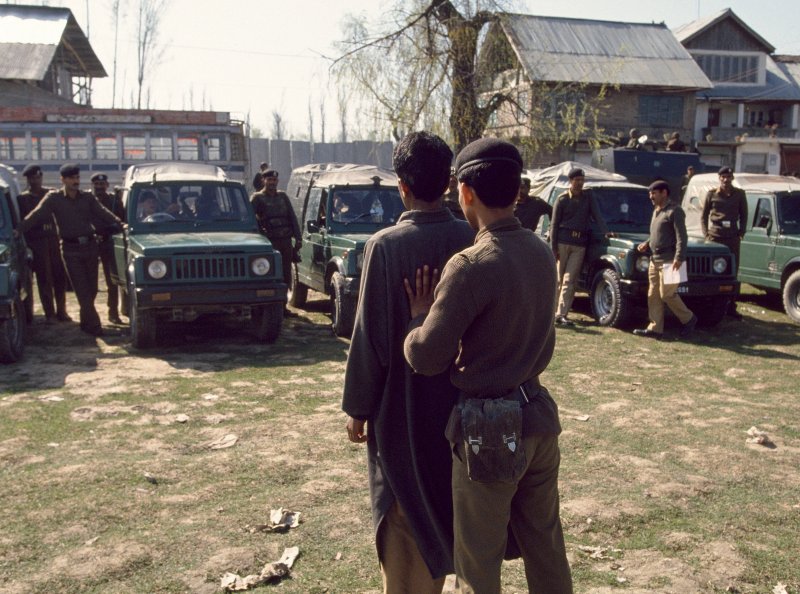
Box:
220;547;299;591
745;426;774;446
208;434;238;450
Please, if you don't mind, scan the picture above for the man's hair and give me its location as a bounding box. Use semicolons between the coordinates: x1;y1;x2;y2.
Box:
392;131;453;202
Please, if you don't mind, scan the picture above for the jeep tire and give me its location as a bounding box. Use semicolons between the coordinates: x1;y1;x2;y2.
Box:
130;290;157;349
330;272;355;338
783;269;800;324
254;303;283;343
589;269;631;328
0;295;26;363
288;262;308;308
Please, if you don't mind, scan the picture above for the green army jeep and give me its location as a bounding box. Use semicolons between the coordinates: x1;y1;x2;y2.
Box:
0;164;34;363
285;164;405;337
532;163;739;328
113;162;287;348
682;173;800;323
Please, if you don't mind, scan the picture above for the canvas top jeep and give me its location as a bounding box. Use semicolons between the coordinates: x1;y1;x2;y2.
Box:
113;162;287;348
531;162;739;328
0;164;33;363
682;172;800;323
285;163;405;337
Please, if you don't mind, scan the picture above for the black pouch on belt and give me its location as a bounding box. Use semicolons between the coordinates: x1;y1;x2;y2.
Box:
461;396;526;484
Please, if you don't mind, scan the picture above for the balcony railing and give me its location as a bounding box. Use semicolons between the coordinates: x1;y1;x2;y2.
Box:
701;126;799;142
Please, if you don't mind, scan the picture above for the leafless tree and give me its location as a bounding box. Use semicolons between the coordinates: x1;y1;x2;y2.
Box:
272;110;286;140
336;85;349;143
135;0;167;110
319;93;327;143
308;97;315;144
110;0;121;108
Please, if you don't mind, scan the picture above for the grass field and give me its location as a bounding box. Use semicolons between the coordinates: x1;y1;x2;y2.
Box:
1;288;798;593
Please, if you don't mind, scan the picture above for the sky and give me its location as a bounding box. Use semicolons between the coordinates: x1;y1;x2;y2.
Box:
27;0;800;140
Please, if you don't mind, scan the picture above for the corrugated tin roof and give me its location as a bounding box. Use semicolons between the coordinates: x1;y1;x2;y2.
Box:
501;13;711;90
697;56;800;101
0;79;80;108
0;5;106;80
673;8;775;53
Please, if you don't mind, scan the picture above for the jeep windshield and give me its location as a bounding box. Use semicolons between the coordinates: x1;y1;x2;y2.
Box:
777;192;800;234
328;188;404;226
131;183;251;227
592;187;652;232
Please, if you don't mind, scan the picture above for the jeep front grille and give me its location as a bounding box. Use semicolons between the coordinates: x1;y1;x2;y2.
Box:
174;255;248;280
687;254;728;277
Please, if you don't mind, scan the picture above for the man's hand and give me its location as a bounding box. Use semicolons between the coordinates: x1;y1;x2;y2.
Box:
404;265;439;319
672;260;682;271
346;417;367;443
637;241;649;253
605;232;617;239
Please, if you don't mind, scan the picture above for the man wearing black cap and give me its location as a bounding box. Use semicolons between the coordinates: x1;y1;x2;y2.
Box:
634;180;697;339
515;175;551;232
18;164;123;336
91;173;126;324
702;167;748;319
550;167;612;326
342;131;474;593
250;170;301;315
252;162;269;192
17;164;70;323
403;138;572;594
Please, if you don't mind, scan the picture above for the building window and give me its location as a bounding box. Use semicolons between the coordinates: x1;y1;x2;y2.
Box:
692;52;759;84
94;135;119;160
123;135;146;160
542;89;586;122
177;136;199;160
638;96;684;127
33;134;58;160
0;135;27;160
150;135;173;160
62;134;89;160
205;135;226;160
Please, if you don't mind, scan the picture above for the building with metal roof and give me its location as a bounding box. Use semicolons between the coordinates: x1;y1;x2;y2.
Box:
0;4;106;108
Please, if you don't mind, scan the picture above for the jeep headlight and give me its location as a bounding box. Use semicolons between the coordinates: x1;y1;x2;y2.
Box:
635;256;650;273
147;259;168;279
251;257;271;276
713;257;728;274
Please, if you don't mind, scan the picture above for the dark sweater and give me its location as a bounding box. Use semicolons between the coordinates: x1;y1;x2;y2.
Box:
20;189;121;240
648;203;687;264
550;189;608;250
702;187;748;239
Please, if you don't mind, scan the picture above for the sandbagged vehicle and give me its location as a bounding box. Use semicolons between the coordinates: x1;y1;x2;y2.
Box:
0;164;33;363
285;164;405;337
113;162;287;348
682;173;800;323
532;162;739;327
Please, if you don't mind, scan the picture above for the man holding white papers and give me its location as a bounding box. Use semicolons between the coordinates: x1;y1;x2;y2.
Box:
633;180;697;339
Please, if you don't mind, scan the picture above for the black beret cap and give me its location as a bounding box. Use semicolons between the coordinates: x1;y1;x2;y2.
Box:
90;173;108;182
262;169;278;178
454;137;522;178
568;168;585;179
718;166;733;175
22;164;42;177
648;180;670;192
59;163;80;177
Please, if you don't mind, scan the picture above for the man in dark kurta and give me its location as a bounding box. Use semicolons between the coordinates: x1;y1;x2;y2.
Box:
514;176;551;232
342;131;474;593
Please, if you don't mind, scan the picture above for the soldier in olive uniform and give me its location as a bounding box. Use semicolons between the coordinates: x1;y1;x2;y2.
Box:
514;176;551;232
18;164;123;336
17;164;70;323
702;166;748;319
250;170;301;315
91;173;126;324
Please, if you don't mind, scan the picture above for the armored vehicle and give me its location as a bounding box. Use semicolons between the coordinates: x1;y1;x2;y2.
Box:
0;165;33;363
682;173;800;323
113;162;287;348
285;164;405;337
532;163;739;327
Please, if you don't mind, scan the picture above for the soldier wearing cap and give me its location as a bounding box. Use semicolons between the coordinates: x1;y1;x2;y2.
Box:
250;170;301;315
91;173;125;324
18;164;123;336
550;167;612;326
252;162;269;192
17;164;70;323
702;166;748;319
514;175;551;232
403;137;572;594
634;180;697;339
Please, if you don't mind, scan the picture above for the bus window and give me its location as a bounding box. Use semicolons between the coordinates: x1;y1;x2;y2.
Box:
177;136;199;160
34;134;58;160
62;134;89;160
151;136;173;160
94;135;119;160
206;135;226;160
0;135;28;160
123;135;146;160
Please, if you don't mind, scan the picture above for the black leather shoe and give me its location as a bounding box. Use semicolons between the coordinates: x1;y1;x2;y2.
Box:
109;314;124;324
680;314;698;338
56;312;73;322
555;315;574;327
633;328;663;339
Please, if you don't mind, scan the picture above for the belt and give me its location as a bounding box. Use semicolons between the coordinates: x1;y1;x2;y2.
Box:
62;235;95;245
460;377;542;403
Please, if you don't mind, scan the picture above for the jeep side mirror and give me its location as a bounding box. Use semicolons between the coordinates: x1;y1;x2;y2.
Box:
306;220;319;233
